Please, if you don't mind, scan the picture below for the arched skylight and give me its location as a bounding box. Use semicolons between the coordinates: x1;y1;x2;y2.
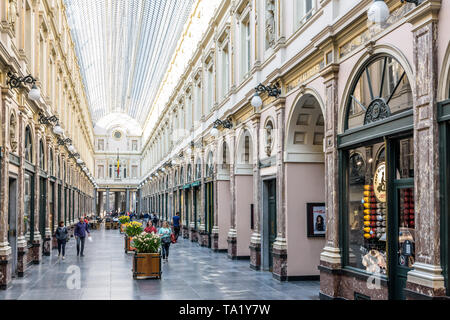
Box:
64;0;195;126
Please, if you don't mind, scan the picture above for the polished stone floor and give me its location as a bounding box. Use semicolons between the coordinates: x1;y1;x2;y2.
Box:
0;226;320;300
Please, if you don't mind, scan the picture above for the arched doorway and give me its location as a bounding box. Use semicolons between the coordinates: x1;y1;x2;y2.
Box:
284;92;325;277
215;140;231;251
233;128;253;258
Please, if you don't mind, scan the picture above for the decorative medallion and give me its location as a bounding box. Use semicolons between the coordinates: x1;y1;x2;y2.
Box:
364;98;391;125
373;162;386;203
113;131;122;140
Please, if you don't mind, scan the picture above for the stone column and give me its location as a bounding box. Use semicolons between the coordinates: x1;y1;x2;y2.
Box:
0;88;12;288
272;98;288;280
212;159;220;251
43;138;52;257
199;149;208;247
250;113;262;270
126;188;130;213
405;1;446;299
227;133;237;259
318;63;341;298
105;188;110;214
31;128;42;264
16;107;28;277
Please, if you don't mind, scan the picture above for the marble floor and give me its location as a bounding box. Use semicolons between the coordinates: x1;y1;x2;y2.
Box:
0;226;320;300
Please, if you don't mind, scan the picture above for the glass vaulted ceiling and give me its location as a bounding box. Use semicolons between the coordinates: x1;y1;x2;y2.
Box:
64;0;195;126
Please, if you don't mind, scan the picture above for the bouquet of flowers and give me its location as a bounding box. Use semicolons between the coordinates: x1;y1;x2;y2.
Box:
132;232;161;254
125;221;143;237
119;215;130;224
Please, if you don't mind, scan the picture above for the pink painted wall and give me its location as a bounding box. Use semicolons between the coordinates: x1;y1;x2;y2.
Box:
235;175;253;257
217;180;231;250
286;162;325;276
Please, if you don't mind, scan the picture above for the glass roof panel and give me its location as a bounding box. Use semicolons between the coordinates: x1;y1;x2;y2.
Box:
64;0;195;126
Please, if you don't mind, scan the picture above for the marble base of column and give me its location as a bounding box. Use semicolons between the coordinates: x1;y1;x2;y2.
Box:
212;227;219;251
16;237;27;278
318;246;342;299
189;228;198;242
43;230;52;256
405;263;447;299
249;237;261;271
272;238;287;281
227;229;237;259
30;239;42;264
0;245;12;290
182;226;189;239
52;235;58;250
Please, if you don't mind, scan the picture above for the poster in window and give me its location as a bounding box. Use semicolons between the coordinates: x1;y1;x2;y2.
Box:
307;203;326;237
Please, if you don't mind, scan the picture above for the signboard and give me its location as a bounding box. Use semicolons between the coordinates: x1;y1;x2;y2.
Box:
307;203;326;237
374;162;386;203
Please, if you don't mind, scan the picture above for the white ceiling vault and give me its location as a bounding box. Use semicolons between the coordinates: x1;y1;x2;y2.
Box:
64;0;195;127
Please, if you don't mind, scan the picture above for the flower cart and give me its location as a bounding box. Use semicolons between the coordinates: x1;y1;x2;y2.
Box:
124;221;143;253
132;232;162;279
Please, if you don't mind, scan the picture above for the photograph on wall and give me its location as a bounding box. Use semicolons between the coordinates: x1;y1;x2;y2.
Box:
307;203;326;237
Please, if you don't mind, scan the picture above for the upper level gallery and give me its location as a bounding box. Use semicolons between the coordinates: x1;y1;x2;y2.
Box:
138;0;377;181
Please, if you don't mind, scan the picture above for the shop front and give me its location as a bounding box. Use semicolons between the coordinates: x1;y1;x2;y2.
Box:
438;96;450;297
336;54;415;299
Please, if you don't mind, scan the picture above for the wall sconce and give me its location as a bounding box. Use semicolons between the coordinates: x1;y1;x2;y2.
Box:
39;113;59;125
57;137;72;146
210;117;233;138
368;0;422;24
251;83;281;110
6;72;40;101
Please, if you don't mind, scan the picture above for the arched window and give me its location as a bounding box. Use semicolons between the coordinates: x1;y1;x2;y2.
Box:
187;164;192;182
39;140;45;169
24;126;33;162
206;152;214;177
49;149;54;176
346;55;412;130
180;167;184;184
195;159;201;180
244;135;250;163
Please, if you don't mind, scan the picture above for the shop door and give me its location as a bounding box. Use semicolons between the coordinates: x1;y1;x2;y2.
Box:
193;187;198;229
267;179;277;271
388;137;415;300
8;178;18;276
39;178;46;240
184;189;189;227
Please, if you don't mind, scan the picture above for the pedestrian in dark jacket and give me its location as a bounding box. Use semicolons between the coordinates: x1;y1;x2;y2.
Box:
74;217;90;256
55;221;68;259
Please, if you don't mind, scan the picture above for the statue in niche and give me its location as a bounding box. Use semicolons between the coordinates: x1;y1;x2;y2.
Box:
10;115;17;152
265;0;276;49
8;0;18;32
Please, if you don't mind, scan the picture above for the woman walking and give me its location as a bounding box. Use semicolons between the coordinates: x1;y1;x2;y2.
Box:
55;221;68;260
158;221;172;261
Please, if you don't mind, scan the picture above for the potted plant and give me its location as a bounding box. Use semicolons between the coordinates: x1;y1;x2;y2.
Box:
119;215;130;233
132;232;162;279
125;221;143;253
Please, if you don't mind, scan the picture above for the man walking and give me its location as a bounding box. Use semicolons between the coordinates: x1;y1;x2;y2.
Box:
173;212;181;240
74;217;90;256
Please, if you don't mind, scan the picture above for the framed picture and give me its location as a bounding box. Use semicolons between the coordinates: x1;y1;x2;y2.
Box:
307;203;326;238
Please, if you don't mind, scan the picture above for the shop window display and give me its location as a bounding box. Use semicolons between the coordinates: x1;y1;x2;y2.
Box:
347;142;387;274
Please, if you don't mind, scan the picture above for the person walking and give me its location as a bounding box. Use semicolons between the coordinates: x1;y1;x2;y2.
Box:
158;221;172;261
144;221;157;234
173;212;181;241
74;217;90;257
55;221;68;260
143;212;150;225
152;212;159;227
